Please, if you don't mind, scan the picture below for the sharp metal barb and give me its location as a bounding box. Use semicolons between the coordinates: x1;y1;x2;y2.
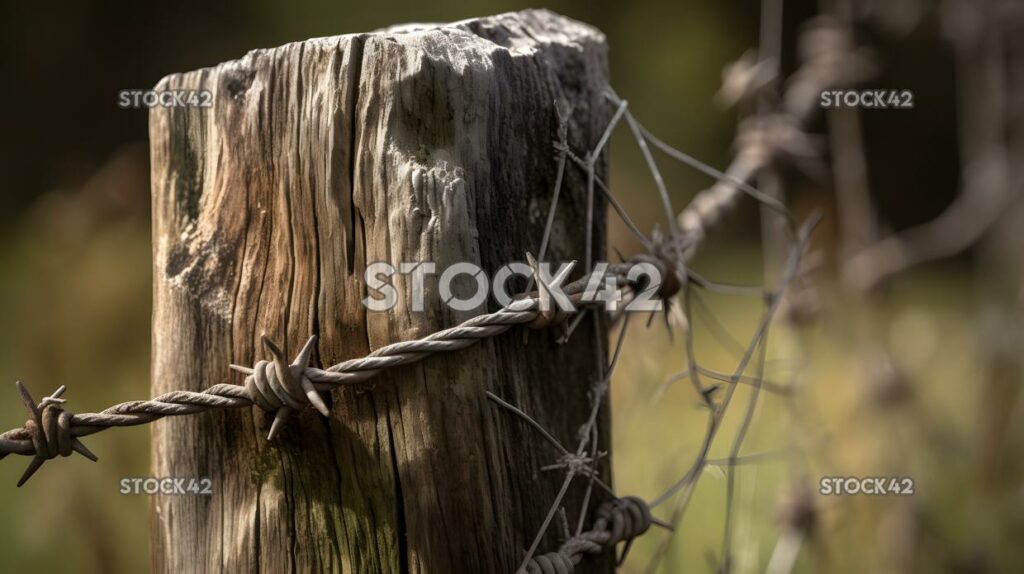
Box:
526;252;551;311
293;335;319;371
261;335;291;382
267;408;290;441
300;376;330;416
607;313;631;374
558;308;591;345
17;456;44;488
550;260;576;288
72;438;98;462
15;382;41;424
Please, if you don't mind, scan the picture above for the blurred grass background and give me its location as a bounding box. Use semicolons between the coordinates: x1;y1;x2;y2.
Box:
1;0;1020;572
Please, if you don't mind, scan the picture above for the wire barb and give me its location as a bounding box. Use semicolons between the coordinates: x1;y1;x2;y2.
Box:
10;382;97;487
230;334;327;440
525;252;576;331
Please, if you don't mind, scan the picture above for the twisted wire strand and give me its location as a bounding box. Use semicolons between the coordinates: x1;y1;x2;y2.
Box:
522;496;653;574
0;260;655;484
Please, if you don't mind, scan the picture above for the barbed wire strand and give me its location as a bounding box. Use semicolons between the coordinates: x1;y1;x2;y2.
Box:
0;269;642;461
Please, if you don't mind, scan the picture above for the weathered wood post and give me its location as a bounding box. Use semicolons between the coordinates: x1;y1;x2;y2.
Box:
149;10;612;573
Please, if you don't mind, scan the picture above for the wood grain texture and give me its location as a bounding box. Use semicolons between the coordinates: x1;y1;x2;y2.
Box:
149;9;611;573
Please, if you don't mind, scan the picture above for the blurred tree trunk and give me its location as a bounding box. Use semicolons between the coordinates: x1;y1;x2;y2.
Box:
148;10;613;573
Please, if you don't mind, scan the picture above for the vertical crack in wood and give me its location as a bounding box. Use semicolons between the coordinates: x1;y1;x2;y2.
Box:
385;406;410;574
345;36;366;276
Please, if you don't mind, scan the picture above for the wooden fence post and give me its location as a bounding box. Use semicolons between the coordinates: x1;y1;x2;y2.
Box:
149;9;612;573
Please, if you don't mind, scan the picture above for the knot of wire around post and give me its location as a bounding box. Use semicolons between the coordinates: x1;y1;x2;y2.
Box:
229;335;330;440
